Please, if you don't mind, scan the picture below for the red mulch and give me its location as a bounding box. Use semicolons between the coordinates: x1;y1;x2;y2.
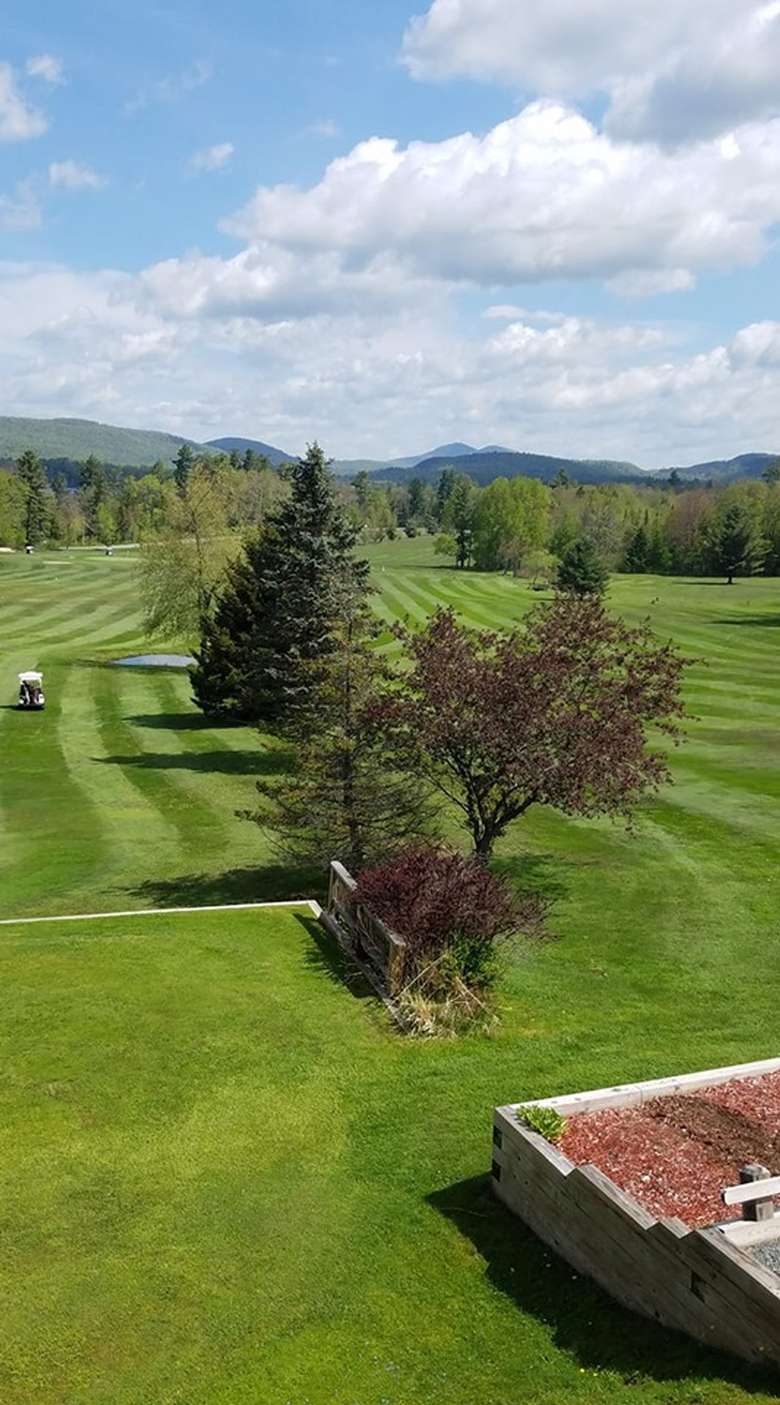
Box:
559;1071;780;1228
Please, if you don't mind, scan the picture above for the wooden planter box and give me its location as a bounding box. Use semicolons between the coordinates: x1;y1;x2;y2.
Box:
492;1057;780;1368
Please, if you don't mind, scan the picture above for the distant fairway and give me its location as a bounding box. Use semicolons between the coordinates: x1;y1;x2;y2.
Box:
2;541;780;1403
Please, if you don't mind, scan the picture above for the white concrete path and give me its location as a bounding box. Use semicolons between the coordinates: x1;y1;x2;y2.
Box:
0;899;321;927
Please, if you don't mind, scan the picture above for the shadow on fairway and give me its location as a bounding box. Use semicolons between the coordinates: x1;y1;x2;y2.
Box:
296;913;376;1002
429;1175;774;1393
712;615;780;627
95;749;290;777
496;852;573;905
129;862;321;907
127;711;240;731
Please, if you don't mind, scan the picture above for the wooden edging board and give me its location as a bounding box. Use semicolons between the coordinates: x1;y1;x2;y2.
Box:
510;1054;780;1118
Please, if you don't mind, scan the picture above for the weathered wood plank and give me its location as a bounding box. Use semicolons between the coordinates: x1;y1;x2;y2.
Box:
723;1174;780;1206
511;1055;780;1118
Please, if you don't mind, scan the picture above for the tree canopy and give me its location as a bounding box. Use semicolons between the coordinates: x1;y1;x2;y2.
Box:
379;599;688;860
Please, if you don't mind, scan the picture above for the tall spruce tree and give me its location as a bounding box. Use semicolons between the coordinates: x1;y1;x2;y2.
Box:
174;443;195;494
242;586;434;872
624;523;650;573
705;503;767;584
192;443;368;727
16;449;52;546
557;538;608;596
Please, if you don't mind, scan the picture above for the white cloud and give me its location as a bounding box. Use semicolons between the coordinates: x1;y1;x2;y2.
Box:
224;104;780;292
402;0;780;143
0;257;778;467
0;181;42;231
0;62;47;142
189;142;234;173
49;161;106;191
125;61;211;116
607;270;696;299
305;119;341;139
26;54;65;85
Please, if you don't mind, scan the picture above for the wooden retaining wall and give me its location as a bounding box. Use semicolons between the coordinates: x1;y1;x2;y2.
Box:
322;860;407;996
493;1057;780;1368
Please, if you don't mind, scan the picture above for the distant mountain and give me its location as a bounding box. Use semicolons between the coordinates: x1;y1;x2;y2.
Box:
331;442;513;476
371;449;644;488
654;452;779;482
206;436;297;467
0;415;203;468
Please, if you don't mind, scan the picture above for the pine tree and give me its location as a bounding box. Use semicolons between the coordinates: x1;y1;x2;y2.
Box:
242;588;434;872
79;454;106;539
705;503;767;584
174;443;195;494
16;449;52;546
557;538;608;596
192;444;368;727
624;524;650;573
646;521;672;574
436;467;457;522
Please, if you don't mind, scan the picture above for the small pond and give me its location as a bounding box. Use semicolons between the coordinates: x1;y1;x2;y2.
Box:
113;654;195;668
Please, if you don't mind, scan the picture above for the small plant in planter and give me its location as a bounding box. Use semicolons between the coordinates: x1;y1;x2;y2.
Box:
518;1105;568;1143
355;845;548;1035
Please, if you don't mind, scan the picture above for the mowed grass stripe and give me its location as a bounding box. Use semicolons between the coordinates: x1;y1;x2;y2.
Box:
92;667;228;862
0;659;109;917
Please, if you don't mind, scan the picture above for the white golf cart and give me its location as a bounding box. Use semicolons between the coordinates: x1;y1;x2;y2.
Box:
18;671;45;711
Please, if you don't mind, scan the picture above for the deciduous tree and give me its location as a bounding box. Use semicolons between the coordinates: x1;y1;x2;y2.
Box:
380;599;688;861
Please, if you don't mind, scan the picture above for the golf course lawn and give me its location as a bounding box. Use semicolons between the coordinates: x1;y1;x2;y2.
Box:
1;542;780;1403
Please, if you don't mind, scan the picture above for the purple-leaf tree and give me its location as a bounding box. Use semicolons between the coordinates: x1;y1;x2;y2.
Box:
380;597;689;860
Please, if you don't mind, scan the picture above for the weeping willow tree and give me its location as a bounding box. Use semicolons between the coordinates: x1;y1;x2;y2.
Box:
138;464;240;642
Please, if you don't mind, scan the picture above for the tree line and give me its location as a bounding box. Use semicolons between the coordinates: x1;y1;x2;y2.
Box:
3;440;778;586
0;444;284;551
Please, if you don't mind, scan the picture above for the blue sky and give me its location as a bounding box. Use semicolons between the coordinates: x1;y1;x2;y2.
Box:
1;0;779;465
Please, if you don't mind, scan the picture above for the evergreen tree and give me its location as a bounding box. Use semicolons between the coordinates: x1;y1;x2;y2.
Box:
79;454;106;538
624;524;650;573
174;443;195;494
705;503;767;584
647;521;672;574
242;588;434;872
16;449;52;545
557;538;608;596
192;444;368;726
436;467;456;522
407;477;425;520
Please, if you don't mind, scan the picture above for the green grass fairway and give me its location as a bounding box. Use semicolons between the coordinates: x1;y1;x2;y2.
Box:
2;905;778;1405
2;543;780;1402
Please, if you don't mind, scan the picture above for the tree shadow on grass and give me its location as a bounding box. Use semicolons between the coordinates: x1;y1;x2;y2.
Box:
128;862;322;907
495;853;574;905
127;712;245;732
711;615;780;627
95;749;290;777
295;913;376;1002
429;1175;775;1394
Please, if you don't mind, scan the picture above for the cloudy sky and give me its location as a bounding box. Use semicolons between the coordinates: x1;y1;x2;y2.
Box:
2;0;779;466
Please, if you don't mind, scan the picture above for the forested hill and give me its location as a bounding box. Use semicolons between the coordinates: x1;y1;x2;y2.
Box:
0;416;204;468
373;449;644;487
655;452;779;482
205;436;296;467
